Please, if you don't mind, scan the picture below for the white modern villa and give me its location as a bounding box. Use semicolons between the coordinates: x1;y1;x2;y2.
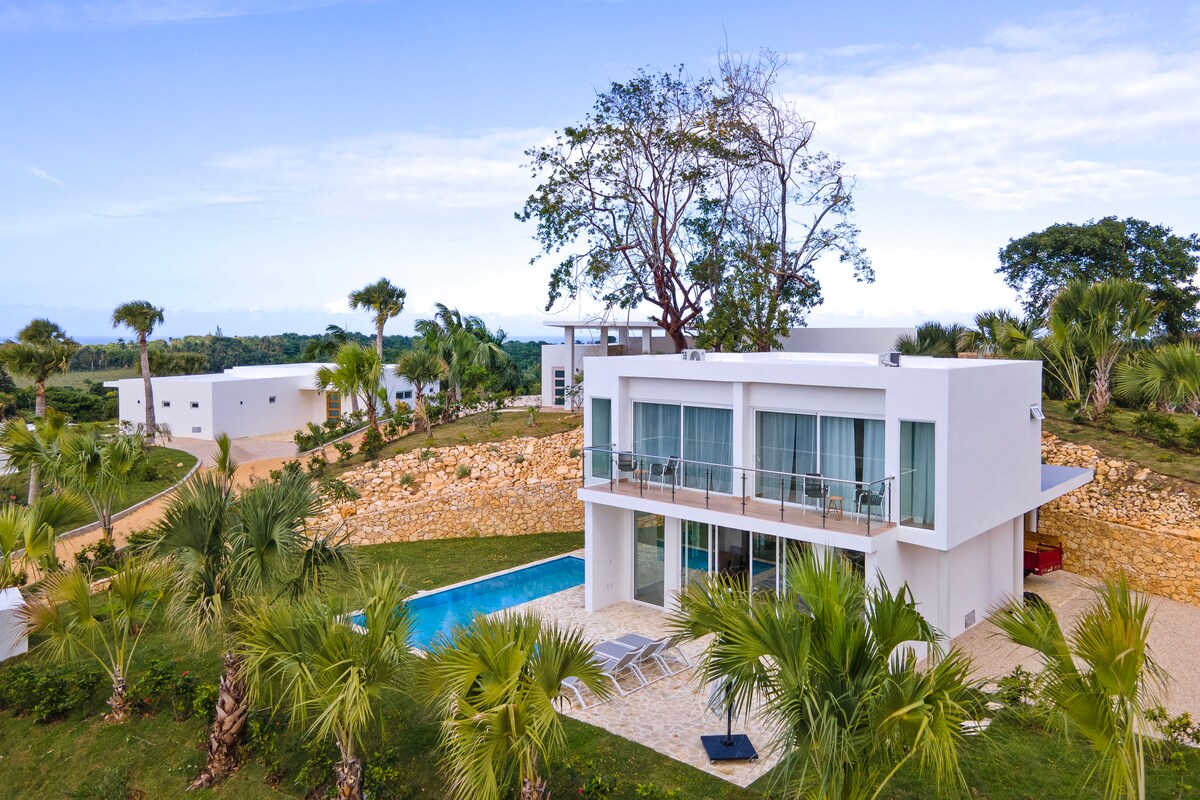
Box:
579;350;1093;638
107;363;416;440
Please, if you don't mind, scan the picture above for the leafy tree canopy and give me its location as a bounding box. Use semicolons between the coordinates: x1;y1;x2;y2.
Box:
997;217;1200;337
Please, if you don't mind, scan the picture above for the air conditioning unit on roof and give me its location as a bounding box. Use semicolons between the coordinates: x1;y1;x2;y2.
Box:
681;348;706;361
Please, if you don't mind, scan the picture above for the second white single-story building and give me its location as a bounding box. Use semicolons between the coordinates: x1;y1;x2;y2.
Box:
106;363;416;440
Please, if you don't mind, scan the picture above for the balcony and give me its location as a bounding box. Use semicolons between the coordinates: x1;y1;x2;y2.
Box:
582;447;895;537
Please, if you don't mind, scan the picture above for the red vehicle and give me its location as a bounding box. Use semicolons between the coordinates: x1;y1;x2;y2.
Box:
1024;542;1063;576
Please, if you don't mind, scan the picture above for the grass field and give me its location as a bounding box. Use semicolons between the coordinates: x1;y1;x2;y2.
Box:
2;531;1197;799
9;366;138;390
0;446;197;521
329;408;583;475
1043;399;1200;484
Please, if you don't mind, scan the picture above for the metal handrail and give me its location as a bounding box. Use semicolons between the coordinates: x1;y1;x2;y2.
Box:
582;445;895;533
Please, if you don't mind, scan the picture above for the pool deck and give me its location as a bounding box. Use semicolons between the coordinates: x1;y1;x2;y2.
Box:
505;574;778;788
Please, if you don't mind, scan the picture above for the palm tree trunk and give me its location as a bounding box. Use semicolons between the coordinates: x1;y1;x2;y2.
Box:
27;466;39;505
519;751;548;800
108;665;130;722
375;321;385;360
34;380;46;417
139;334;156;440
336;739;364;800
189;652;249;789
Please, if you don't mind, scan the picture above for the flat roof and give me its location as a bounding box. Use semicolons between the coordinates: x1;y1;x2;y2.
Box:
1039;464;1093;505
542;320;661;330
617;351;1027;371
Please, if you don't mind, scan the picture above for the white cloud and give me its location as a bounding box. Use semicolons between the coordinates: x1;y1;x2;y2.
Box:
27;165;65;186
0;0;364;30
209;128;553;218
779;13;1200;209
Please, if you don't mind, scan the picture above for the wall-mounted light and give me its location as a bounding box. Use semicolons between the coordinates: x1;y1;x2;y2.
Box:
1030;404;1045;421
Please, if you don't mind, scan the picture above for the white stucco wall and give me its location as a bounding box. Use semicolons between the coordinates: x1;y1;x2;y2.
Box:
0;587;28;662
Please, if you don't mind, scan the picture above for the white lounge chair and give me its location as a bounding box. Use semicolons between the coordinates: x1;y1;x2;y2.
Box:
593;645;648;695
613;633;691;674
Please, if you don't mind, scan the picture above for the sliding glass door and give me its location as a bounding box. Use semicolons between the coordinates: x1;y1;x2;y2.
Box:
681;520;711;589
633;512;666;606
900;421;935;528
590;398;612;480
756;411;817;501
633;401;733;493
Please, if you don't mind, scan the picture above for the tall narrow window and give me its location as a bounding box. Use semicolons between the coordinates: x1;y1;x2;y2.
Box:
819;416;884;491
633;402;681;462
633;512;666;606
590;398;612;479
682;406;733;492
755;411;817;501
552;369;566;406
900;421;935;529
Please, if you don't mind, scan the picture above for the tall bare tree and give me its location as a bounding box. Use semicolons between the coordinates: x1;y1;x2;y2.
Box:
112;301;165;439
519;68;734;352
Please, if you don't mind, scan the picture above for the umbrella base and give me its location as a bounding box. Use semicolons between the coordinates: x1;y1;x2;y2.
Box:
700;734;758;762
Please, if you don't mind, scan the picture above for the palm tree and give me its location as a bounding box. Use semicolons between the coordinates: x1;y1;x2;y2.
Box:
894;321;968;358
0;410;69;505
0;490;93;584
992;574;1166;800
0;318;79;418
237;569;414;800
1114;342;1200;413
19;558;169;721
421;612;611;800
669;551;981;800
152;436;352;788
414;304;508;406
315;343;385;430
1047;279;1161;417
348;278;407;359
958;308;1042;357
394;348;447;433
54;430;145;544
111;301;165;439
302;324;352;362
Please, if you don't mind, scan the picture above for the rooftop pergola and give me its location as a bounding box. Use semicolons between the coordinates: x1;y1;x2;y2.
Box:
543;319;664;373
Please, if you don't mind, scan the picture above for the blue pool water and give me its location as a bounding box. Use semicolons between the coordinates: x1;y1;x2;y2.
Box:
354;555;585;650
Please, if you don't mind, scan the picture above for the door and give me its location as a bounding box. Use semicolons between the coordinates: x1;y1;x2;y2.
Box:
325;392;341;422
633;512;666;606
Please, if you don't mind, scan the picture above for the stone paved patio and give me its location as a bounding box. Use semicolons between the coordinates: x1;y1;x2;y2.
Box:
511;585;779;788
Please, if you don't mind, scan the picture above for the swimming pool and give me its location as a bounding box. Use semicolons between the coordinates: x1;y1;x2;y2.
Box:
354;555;585;650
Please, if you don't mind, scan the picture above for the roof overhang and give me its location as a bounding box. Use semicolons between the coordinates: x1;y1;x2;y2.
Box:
1039;464;1094;506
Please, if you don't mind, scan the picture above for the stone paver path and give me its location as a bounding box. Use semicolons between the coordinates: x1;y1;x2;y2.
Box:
513;586;777;787
953;569;1200;718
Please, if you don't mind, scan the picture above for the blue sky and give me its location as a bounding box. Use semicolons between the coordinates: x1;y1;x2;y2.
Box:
2;1;1198;341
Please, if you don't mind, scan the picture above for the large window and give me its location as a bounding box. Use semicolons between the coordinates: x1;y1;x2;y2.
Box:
552;369;566;406
633;402;733;493
590;398;612;479
900;421;935;529
755;411;883;499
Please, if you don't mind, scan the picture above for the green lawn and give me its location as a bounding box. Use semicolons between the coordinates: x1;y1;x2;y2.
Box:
2;531;1198;799
9;366;138;390
329;408;582;475
0;445;197;521
1043;399;1200;484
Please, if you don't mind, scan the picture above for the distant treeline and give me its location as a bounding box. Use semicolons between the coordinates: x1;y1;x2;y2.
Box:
70;332;546;392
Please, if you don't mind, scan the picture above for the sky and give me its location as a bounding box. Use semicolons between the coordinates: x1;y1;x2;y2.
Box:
1;0;1198;342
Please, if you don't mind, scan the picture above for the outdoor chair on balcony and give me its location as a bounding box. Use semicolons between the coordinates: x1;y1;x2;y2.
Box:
616;451;638;485
649;456;679;493
802;474;828;516
855;488;885;523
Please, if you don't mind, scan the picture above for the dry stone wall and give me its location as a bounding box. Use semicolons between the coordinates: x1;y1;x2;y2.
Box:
1040;433;1200;605
316;428;585;545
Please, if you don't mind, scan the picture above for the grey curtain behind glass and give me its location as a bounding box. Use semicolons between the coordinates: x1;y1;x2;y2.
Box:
819;416;858;487
683;406;733;492
862;419;885;486
901;421;935;527
590;398;612;479
633;402;681;466
756;411;816;501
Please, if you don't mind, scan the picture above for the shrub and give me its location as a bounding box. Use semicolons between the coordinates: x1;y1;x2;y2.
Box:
307;450;329;477
192;682;219;721
334;441;355;464
579;773;620;799
419;448;434;461
172;670;198;720
245;709;287;779
399;473;416;489
318;477;361;504
1182;421;1200;453
1133;411;1180;447
0;662;105;722
456;465;471;479
123;528;162;555
360;426;384;460
569;447;581;459
634;784;682;799
996;664;1039;708
1148;706;1200;753
130;658;175;715
75;540;124;578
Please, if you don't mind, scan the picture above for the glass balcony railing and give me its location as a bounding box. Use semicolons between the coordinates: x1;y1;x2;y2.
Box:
582;446;894;534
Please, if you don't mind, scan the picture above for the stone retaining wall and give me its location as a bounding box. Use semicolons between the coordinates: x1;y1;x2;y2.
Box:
1039;433;1200;605
317;428;585;545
